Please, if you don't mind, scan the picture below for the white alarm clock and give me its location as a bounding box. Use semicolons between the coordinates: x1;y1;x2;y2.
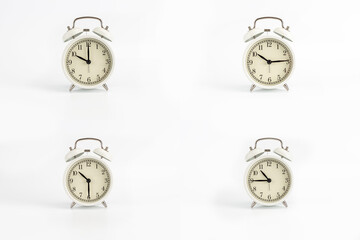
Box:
64;138;112;208
243;17;294;92
62;16;114;91
244;137;292;208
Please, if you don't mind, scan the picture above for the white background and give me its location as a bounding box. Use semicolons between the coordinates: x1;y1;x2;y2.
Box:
0;0;359;239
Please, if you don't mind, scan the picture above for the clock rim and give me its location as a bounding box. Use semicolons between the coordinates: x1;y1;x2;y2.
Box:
243;36;295;89
62;35;114;89
244;154;293;206
63;155;113;207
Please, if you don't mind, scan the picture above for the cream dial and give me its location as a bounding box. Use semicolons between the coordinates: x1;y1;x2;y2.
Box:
246;158;291;203
66;158;111;204
64;37;113;87
245;38;293;86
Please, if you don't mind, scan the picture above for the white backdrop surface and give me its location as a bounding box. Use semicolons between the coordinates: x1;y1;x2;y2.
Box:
0;0;360;239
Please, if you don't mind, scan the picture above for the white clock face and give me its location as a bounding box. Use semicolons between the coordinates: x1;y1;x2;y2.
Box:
64;37;113;87
246;158;291;204
66;158;111;204
245;38;293;86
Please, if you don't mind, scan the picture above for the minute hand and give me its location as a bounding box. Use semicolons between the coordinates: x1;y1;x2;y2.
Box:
271;60;289;63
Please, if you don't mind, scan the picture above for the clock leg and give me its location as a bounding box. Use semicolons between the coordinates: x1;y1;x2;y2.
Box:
251;201;257;208
69;84;75;92
102;84;109;91
283;84;289;91
70;202;76;208
102;201;108;208
250;84;256;92
282;201;288;208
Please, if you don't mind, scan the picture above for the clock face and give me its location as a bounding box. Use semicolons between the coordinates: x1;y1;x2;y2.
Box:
246;158;291;204
64;37;113;87
65;158;111;204
245;38;293;86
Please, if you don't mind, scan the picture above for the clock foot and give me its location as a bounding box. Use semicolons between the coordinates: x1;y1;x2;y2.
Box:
283;84;289;91
102;84;109;91
70;202;76;208
251;201;257;208
102;201;108;208
69;84;75;92
282;201;288;208
250;84;256;92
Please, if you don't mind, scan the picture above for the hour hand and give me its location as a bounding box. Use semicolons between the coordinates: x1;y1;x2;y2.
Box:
257;54;269;62
76;55;88;62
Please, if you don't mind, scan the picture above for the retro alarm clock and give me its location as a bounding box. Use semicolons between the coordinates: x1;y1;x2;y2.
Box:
243;17;294;91
64;138;112;208
244;137;292;208
62;16;114;91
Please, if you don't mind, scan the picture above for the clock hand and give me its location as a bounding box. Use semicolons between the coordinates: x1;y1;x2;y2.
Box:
87;42;90;63
79;172;89;181
257;54;268;62
271;60;289;63
260;170;272;183
252;179;268;182
76;55;88;62
87;181;91;199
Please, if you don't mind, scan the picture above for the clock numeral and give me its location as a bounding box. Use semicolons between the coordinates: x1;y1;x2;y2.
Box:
259;164;263;170
260;192;263;197
67;60;72;65
106;59;111;64
253;170;258;175
102;50;107;56
284;68;287;73
249;178;254;183
285;178;289;183
258;45;263;50
79;192;83;197
282;186;286;191
252;69;256;74
277;75;281;80
283;50;287;56
268;77;272;82
276;164;279;169
96;164;98;169
259;74;263;80
97;75;101;81
86;42;91;47
86;161;91;167
102;169;106;175
282;169;286;174
247;60;253;65
69;178;73;183
252;186;256;191
96;193;100;198
78;45;82;50
267;161;272;167
72;187;76;192
252;52;258;57
277;44;279;49
87;195;91;200
267;195;272;200
102;186;105;191
79;74;82;80
105;178;109;183
72;171;78;176
103;68;106;73
71;68;75;74
267;42;272;47
277;192;280;197
87;77;91;82
71;51;77;57
96;44;99;49
78;165;83;170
